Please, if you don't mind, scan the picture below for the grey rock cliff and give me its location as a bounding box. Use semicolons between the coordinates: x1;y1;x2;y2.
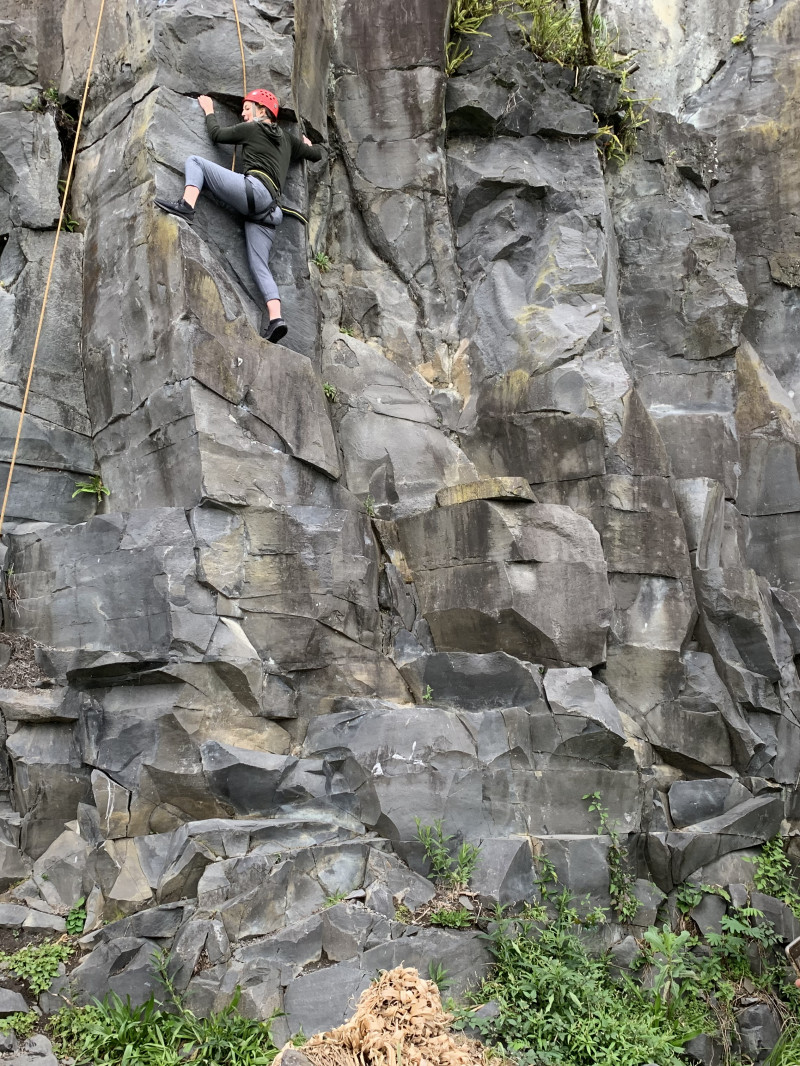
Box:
1;0;800;1038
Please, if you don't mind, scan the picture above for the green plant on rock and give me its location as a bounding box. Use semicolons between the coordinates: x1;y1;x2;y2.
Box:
363;494;376;518
514;0;614;67
705;907;779;976
675;882;731;918
48;952;279;1066
472;903;688;1066
749;837;800;920
0;941;73;996
583;791;639;923
641;926;699;1022
322;381;338;402
0;1010;38;1038
430;906;474;929
766;1022;800;1066
446;0;496;74
312;251;331;272
675;882;704;917
447;0;622;75
394;903;413;923
596;79;649;167
72;474;109;504
324;890;349;907
415;819;480;887
421;684;434;703
66;896;87;936
447;1;647;163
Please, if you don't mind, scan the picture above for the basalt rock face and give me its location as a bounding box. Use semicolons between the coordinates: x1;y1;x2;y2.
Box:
1;0;800;1034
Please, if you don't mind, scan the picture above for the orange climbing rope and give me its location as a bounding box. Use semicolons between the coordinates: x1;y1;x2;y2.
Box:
0;0;108;541
230;0;247;170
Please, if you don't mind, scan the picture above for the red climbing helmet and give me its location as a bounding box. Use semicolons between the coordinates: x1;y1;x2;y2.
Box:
244;89;279;119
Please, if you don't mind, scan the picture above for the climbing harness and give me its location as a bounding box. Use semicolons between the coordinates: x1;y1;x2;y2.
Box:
244;176;278;225
244;168;309;227
0;0;108;541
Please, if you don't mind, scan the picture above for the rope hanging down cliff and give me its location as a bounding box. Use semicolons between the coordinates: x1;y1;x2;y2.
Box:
231;0;247;170
0;0;108;541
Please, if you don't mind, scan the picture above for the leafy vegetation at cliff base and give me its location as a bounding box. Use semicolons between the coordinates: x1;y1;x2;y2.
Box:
461;839;800;1066
47;956;278;1066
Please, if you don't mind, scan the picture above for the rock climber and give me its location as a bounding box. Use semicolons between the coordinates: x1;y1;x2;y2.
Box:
154;89;325;344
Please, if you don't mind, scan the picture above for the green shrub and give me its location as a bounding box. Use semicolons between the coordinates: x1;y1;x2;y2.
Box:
415;819;481;887
0;1010;38;1038
48;988;278;1066
446;0;621;74
446;0;647;164
66;896;87;936
429;906;474;929
0;941;72;995
750;837;800;920
72;475;109;503
473;905;688;1065
583;791;638;923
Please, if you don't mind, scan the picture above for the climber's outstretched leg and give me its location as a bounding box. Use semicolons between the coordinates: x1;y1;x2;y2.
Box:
245;215;288;344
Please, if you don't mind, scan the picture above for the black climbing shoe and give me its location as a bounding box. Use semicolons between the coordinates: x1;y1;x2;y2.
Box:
154;197;195;223
261;317;288;344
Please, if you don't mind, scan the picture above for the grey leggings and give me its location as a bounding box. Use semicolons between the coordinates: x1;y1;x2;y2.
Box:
185;155;284;304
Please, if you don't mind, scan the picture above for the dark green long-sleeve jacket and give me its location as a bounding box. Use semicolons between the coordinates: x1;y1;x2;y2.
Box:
205;113;324;195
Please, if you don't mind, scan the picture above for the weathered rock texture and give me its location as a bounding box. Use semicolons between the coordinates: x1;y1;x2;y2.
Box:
2;0;800;1038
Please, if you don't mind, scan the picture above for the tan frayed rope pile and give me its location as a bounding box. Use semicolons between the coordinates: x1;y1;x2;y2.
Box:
282;967;486;1066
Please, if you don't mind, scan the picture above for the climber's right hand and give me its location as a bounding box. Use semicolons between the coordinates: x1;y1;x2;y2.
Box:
197;95;214;115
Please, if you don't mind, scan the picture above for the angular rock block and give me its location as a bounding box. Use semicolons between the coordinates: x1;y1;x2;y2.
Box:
468;836;534;907
62;0;296;126
685;3;800;389
667;778;754;830
5;724;91;859
448;134;607;384
0;688;76;723
33;828;92;912
614;172;747;364
322;335;478;516
0;18;37;86
305;698;642;842
392;500;612;667
395;650;546;710
52;937;162;1008
646;794;783;890
535;835;615;909
544;667;635;770
0;112;61;228
436;477;537;508
447;34;598;139
7;510;209;667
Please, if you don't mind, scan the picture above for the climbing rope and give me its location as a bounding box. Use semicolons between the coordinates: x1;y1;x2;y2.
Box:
230;0;247;170
0;0;108;541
